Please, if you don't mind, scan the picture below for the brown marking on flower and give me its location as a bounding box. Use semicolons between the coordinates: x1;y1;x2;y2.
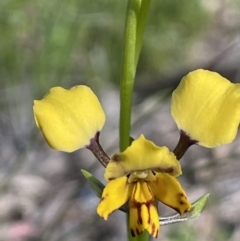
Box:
136;228;141;236
130;228;135;237
151;223;156;236
138;208;143;225
100;193;109;202
111;154;121;162
179;193;187;200
179;193;188;208
146;203;151;224
165;167;174;173
108;177;116;181
154;167;174;174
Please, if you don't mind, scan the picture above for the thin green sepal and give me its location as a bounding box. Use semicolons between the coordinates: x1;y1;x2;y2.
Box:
81;169;105;198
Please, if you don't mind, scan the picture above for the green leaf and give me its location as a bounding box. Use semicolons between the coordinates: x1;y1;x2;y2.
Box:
160;193;210;225
81;169;105;198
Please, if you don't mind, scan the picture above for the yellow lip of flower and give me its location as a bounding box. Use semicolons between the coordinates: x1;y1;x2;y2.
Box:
33;85;106;152
104;134;182;181
171;69;240;147
97;135;191;238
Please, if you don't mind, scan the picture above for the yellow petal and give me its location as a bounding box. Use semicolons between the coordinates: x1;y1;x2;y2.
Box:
97;176;131;220
171;69;240;147
129;182;159;238
33;85;106;152
105;135;181;181
149;173;191;215
131;181;153;203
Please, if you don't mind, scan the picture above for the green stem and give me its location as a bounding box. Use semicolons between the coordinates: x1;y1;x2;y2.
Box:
119;0;151;152
120;0;141;152
119;1;151;241
127;223;149;241
135;0;152;67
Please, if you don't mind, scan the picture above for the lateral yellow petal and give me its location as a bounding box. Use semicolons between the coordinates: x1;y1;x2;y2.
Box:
33;85;106;152
129;182;159;238
171;69;240;147
149;173;191;215
97;176;131;220
105;135;181;181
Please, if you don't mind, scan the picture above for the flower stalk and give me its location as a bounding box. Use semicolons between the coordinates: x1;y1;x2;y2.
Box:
119;0;140;152
86;132;110;167
173;131;197;160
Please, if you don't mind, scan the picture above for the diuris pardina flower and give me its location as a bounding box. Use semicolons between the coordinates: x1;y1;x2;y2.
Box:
97;135;191;238
33;84;192;238
33;69;240;239
172;69;240;147
33;85;106;152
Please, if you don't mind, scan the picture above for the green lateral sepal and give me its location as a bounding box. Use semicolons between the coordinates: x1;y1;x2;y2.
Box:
81;169;105;198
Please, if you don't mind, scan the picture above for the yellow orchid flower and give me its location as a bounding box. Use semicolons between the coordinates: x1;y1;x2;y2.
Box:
33;85;106;152
97;135;191;238
171;69;240;148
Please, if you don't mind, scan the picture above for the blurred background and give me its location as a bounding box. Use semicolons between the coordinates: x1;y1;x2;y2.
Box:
1;0;240;240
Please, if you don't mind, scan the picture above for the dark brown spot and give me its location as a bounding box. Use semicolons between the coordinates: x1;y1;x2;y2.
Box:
108;177;116;181
154;167;174;174
165;167;174;173
112;154;121;162
151;223;156;236
179;201;184;205
138;205;143;225
179;193;184;197
130;228;135;237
